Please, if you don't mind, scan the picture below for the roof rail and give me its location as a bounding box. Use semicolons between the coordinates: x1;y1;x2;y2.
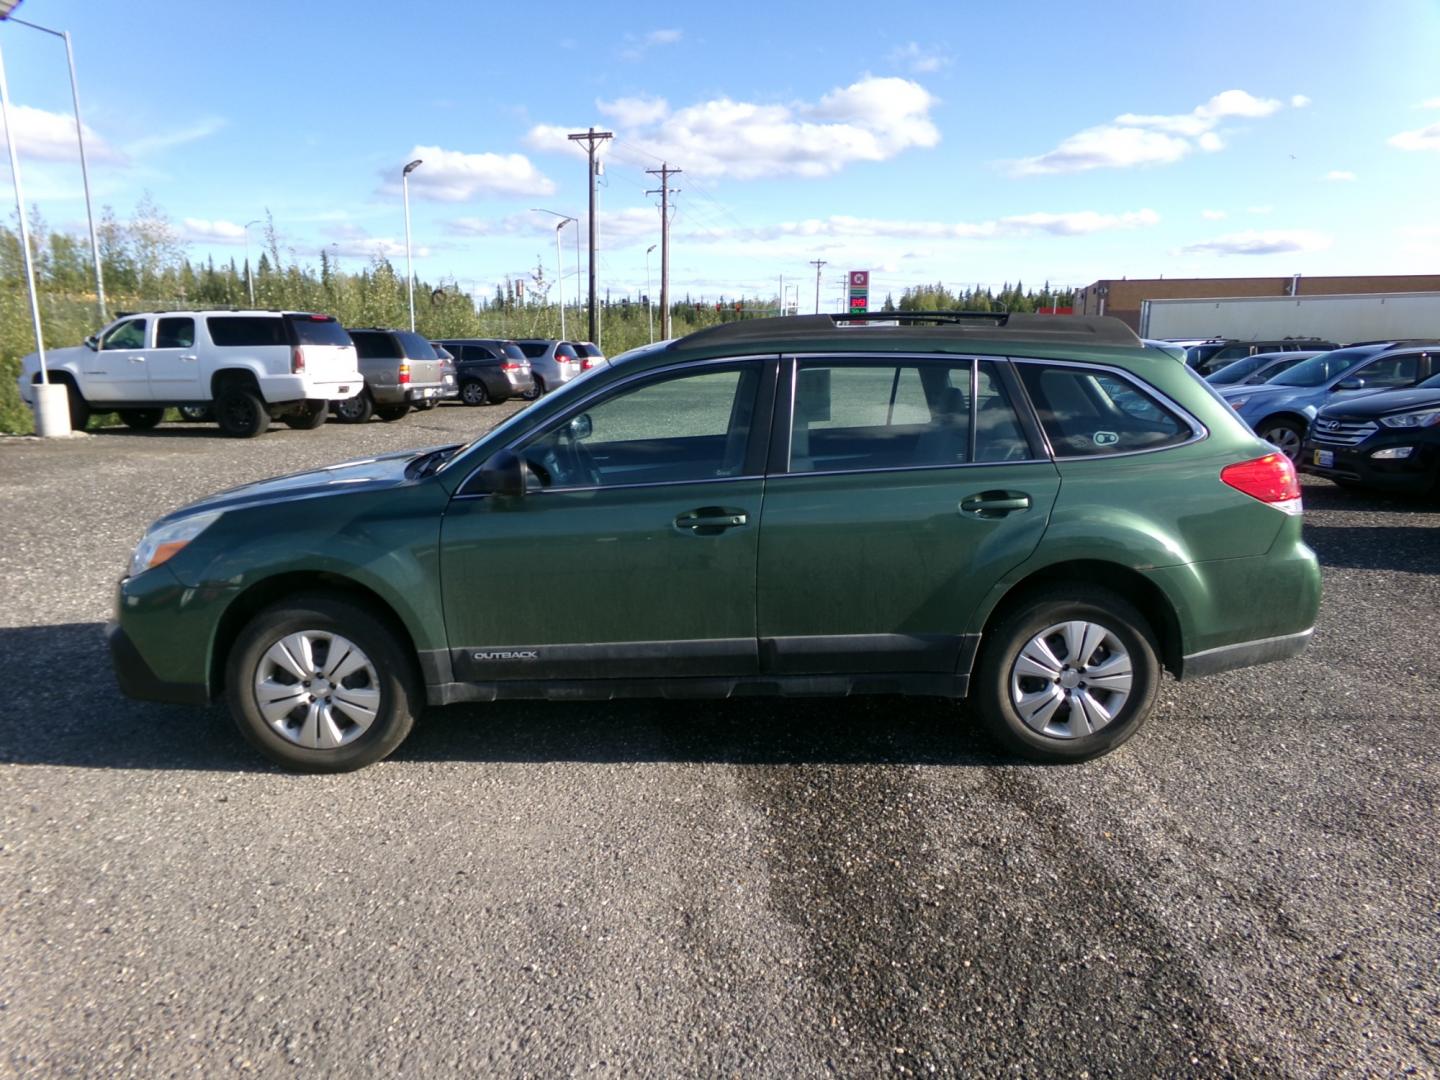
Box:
676;311;1141;349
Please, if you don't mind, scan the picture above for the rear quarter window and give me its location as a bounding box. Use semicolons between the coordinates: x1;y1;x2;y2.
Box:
394;331;438;360
1017;364;1193;457
349;332;399;359
207;316;288;348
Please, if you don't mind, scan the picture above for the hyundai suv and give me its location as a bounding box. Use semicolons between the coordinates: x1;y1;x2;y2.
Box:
16;309;363;437
109;312;1320;772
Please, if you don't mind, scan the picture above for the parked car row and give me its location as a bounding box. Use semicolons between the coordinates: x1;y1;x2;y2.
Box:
1197;340;1440;495
1166;337;1339;375
14;306;608;437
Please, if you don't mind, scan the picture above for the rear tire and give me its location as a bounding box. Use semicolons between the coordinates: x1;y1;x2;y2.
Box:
333;390;374;424
282;400;328;430
225;594;420;773
214;386;269;438
375;403;411;422
460;380;489;406
974;586;1160;763
119;408;164;431
524;376;544;400
1258;419;1304;462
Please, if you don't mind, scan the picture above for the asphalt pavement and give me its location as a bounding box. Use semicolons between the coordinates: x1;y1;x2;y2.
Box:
1;406;1436;1077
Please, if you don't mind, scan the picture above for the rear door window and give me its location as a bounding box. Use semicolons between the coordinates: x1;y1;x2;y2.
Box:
1016;364;1193;456
518;342;547;359
155;317;194;349
502;343;527;362
1353;351;1426;389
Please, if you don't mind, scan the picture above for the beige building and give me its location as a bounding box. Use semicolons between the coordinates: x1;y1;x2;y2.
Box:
1074;275;1440;332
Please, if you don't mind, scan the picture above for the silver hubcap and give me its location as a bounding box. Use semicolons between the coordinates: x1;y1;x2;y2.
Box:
1009;620;1133;740
1263;425;1301;459
252;631;381;749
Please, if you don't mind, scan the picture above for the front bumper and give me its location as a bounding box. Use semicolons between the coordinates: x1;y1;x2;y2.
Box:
1300;433;1439;493
109;567;235;706
108;619;210;705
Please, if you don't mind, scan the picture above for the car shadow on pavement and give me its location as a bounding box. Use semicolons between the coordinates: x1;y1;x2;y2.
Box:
0;623;1002;771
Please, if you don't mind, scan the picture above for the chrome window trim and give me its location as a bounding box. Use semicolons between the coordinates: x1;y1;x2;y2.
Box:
455;354;777;499
1007;354;1210;460
767;458;1053;483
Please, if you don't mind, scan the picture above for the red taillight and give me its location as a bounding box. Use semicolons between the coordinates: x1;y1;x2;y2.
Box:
291;346;306;374
501;361;523;372
582;357;597;370
398;362;411;385
1221;452;1302;514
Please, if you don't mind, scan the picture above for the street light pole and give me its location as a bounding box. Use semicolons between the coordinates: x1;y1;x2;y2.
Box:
402;158;422;333
645;244;656;343
243;219;261;307
531;209;577;340
0;41;45;383
6;16;105;322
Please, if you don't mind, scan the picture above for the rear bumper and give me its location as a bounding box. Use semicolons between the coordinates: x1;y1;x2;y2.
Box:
258;372;365;404
1181;628;1313;679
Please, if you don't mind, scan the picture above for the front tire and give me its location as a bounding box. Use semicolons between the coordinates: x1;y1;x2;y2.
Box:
225;594;420;772
333;390;374;424
178;405;212;422
214;386;269;438
974;586;1160;762
119;408;164;431
282;400;328;430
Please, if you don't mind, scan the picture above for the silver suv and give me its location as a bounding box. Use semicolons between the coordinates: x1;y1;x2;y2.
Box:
16;309;363;437
335;329;450;423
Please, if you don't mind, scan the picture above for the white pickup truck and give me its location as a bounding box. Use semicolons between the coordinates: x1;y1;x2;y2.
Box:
17;309;364;437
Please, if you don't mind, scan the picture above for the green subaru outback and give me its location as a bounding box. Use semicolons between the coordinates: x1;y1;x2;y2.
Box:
109;313;1321;772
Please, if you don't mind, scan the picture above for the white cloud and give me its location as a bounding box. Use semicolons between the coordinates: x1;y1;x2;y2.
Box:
1420;98;1440;109
597;96;669;128
1012;89;1292;175
888;42;949;74
1324;170;1356;181
383;145;555;201
1388;122;1440;151
181;218;247;244
1291;94;1311;108
1202;209;1228;220
1181;229;1332;256
682;208;1160;244
537;77;939;180
449;207;659;248
329;236;430;260
619;27;683;60
0;104;124;164
125;117;226;158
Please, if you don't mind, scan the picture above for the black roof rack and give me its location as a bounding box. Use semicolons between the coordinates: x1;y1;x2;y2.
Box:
676;311;1141;349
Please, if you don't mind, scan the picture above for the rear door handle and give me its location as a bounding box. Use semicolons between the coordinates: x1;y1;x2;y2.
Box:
179;353;198;362
127;355;146;364
674;507;749;535
960;491;1032;518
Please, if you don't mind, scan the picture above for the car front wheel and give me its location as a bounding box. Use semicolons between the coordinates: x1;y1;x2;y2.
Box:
974;586;1160;762
1258;419;1304;461
225;594;420;772
119;408;164;431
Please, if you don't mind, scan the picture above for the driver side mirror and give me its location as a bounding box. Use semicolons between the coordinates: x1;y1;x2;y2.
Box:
477;449;526;497
85;334;98;351
1336;377;1365;391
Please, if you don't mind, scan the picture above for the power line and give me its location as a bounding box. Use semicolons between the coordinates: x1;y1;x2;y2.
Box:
646;162;681;339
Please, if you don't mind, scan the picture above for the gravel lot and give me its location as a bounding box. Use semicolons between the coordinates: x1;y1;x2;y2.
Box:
1;405;1437;1077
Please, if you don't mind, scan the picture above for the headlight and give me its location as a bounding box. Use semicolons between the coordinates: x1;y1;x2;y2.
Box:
1379;409;1440;429
128;511;222;578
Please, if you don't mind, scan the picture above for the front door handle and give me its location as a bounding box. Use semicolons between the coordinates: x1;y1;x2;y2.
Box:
178;353;198;362
674;507;749;535
127;355;146;364
960;491;1032;518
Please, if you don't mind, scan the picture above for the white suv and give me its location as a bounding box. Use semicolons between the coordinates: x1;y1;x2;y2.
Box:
17;310;364;437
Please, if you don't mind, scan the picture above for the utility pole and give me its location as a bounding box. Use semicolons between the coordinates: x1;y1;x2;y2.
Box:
646;162;681;339
810;259;827;314
567;127;613;344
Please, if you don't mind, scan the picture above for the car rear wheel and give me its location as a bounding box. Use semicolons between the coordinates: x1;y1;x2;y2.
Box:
215;386;269;438
282;400;327;430
375;403;411;422
1258;419;1304;461
524;376;544;400
333;390;374;424
225;594;420;772
460;380;489;406
975;586;1160;762
119;408;165;431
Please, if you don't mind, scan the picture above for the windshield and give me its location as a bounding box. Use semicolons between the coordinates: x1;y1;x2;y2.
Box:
1207;355;1266;385
1268;347;1379;388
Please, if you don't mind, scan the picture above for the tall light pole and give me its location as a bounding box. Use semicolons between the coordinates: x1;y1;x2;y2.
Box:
402;158;422;332
242;219;261;306
645;244;657;343
531;209;576;340
4;13;105;322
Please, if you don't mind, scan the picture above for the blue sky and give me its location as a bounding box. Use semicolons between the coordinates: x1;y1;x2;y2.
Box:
3;0;1439;308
